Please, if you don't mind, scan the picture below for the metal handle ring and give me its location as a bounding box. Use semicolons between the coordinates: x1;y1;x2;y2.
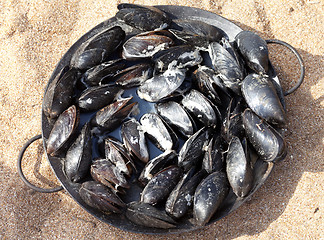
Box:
266;39;305;96
17;134;63;193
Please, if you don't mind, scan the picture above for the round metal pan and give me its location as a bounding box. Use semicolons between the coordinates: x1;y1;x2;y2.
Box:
38;5;291;234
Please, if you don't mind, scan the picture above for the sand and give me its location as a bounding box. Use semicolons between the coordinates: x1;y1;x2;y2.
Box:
0;0;323;239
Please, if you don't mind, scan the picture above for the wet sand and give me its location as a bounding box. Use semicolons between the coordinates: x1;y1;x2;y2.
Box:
0;0;323;239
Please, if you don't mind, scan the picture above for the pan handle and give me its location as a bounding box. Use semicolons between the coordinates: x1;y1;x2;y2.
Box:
266;39;305;96
17;134;63;193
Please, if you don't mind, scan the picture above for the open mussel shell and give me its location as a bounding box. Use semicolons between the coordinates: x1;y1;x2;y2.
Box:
140;113;179;152
139;150;177;185
121;118;149;163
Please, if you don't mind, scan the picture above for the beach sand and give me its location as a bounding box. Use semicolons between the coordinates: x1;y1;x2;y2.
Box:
0;0;323;239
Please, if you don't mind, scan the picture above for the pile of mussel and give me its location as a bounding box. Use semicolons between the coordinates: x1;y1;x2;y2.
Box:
43;4;288;229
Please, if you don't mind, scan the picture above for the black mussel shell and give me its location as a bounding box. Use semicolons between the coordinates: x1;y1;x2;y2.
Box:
222;98;246;143
116;5;171;31
77;85;123;112
105;138;135;176
139;150;177;185
152;45;202;72
235;30;269;73
170;19;225;45
242;109;287;162
140;113;178;152
71;26;125;70
137;67;186;102
241;73;286;126
91;97;138;132
126;201;176;229
79;181;125;213
202;135;224;173
193;66;222;105
121;118;149;163
178;127;211;172
122;30;174;59
155;101;195;138
90;158;129;192
226;137;253;198
193;171;229;226
166;169;206;219
64;122;92;182
114;63;153;88
43;67;80;119
141;165;182;205
209;41;244;95
181;89;219;127
80;59;126;87
46;105;79;156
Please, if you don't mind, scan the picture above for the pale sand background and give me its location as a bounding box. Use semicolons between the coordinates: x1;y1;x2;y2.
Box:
0;0;323;239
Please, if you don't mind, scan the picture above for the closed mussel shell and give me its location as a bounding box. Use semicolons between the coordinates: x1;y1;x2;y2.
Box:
78;85;123;112
226;137;253;198
80;59;126;87
166;169;206;219
46;105;79;156
242;109;287;162
241;73;286;126
122;30;174;59
43;67;80;119
193;171;229;226
170;19;225;44
141;165;182;205
235;30;269;74
71;26;125;70
79;181;125;214
116;4;171;31
91;97;138;132
181;89;219;127
126;201;176;229
64;122;92;182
